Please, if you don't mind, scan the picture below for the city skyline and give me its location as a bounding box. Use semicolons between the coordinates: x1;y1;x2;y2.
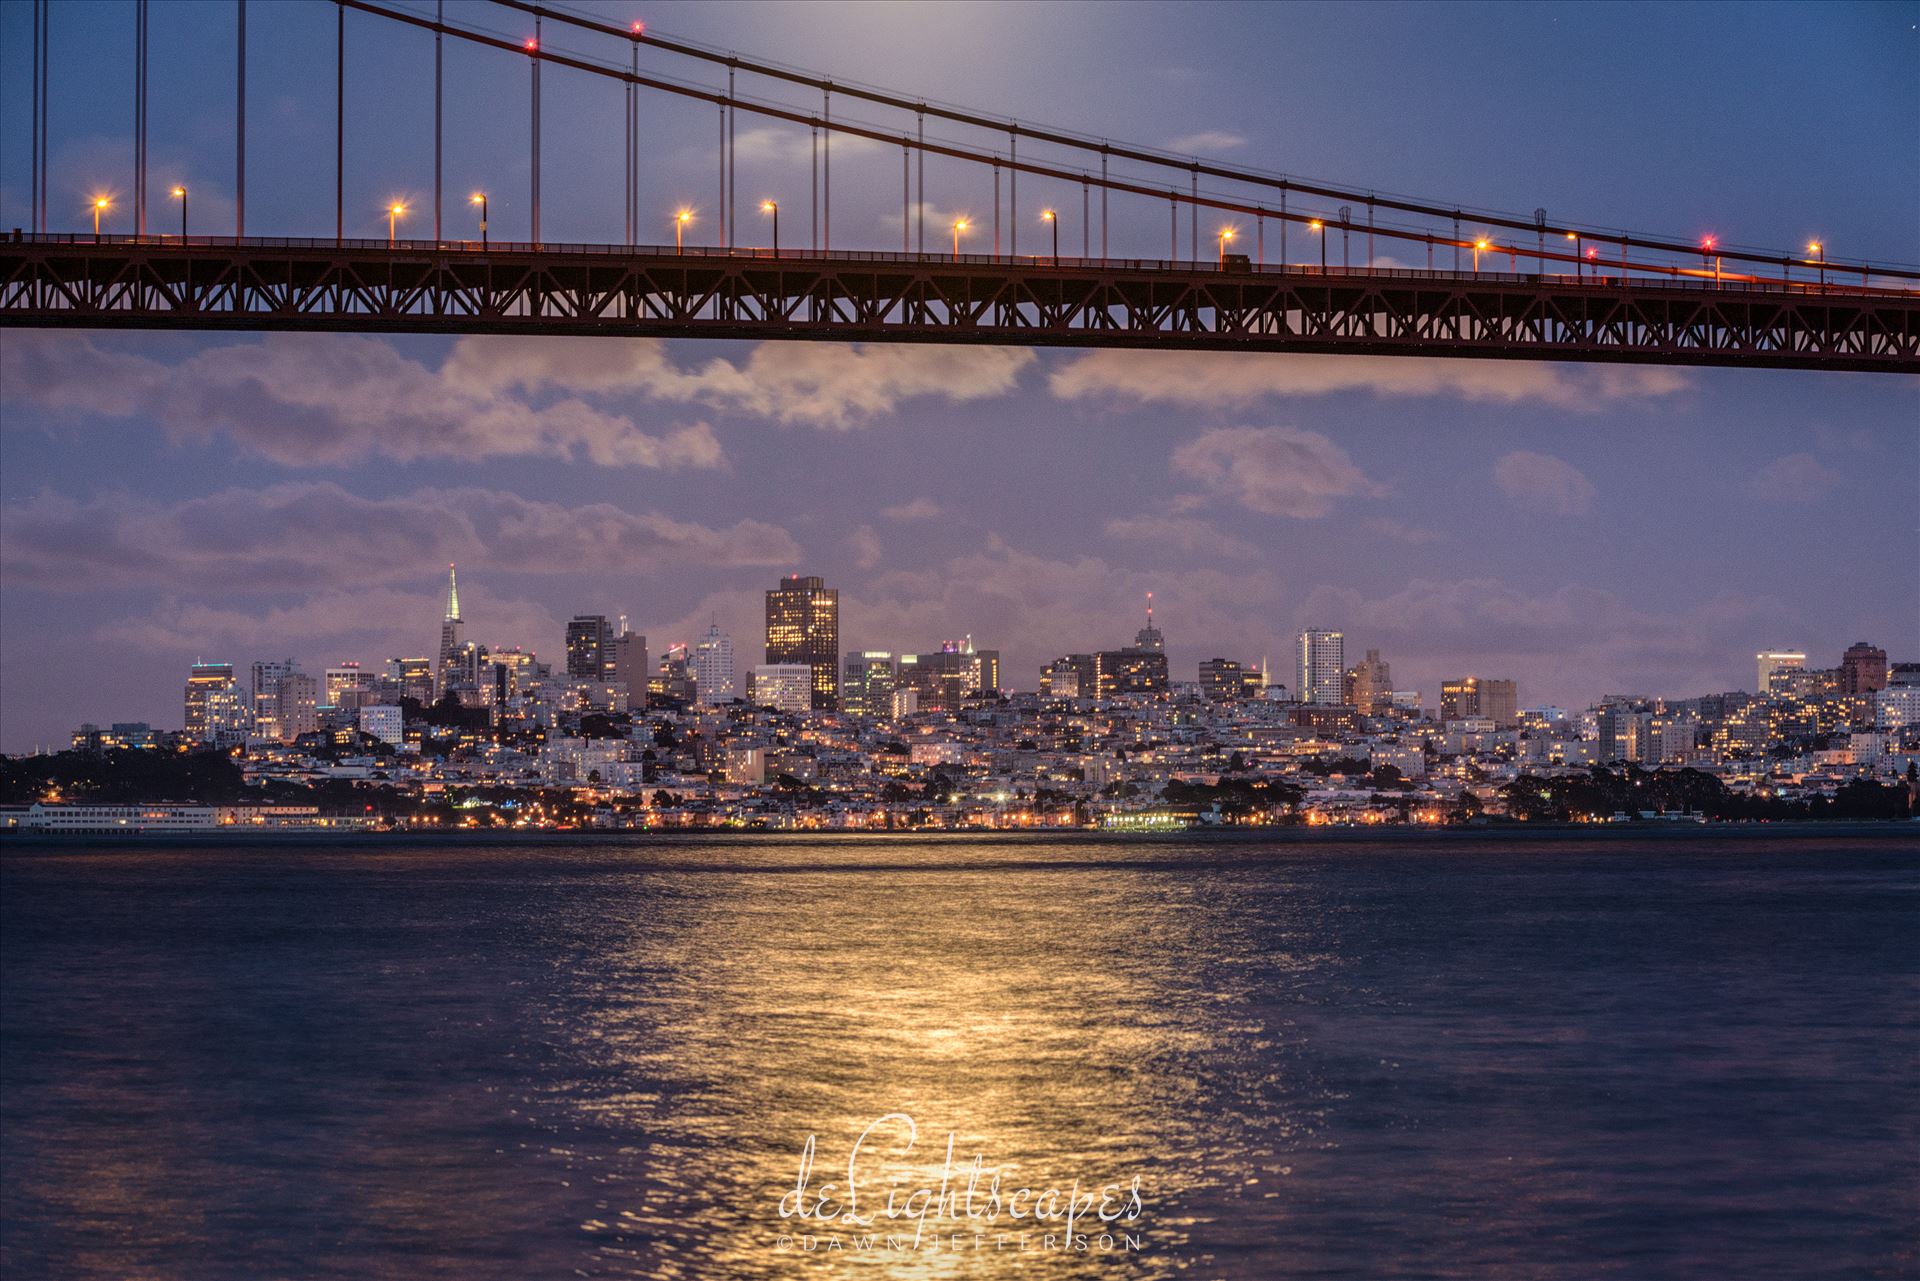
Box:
2;0;1916;751
64;558;1916;750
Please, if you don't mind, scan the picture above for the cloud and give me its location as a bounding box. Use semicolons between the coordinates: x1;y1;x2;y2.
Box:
1494;450;1596;515
1170;425;1386;518
1297;576;1798;706
848;524;885;570
880;497;943;522
1367;518;1446;546
96;586;563;660
1048;350;1689;409
1103;514;1258;559
1165;130;1248;153
445;336;1033;431
1749;452;1842;504
0;332;726;469
729;126;886;166
843;535;1284;674
1;484;801;592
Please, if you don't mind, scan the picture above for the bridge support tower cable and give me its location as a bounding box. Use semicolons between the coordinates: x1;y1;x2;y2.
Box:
335;1;343;241
434;0;442;241
823;87;830;251
531;13;540;244
235;0;245;236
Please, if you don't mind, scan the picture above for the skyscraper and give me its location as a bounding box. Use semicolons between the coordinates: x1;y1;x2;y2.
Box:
1296;629;1345;705
250;659;297;739
1134;593;1165;652
277;672;319;740
387;657;434;705
1440;676;1518;728
694;621;737;705
1840;642;1889;696
612;631;649;712
748;663;814;714
841;651;897;719
183;662;246;744
566;615;615;681
1755;650;1806;696
436;564;465;701
765;574;839;711
1343;649;1393;715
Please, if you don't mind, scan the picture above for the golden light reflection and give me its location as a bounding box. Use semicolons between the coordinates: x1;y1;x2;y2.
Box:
541;837;1299;1278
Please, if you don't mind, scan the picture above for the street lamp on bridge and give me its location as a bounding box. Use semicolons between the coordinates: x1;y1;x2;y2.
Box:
171;186;187;239
1218;226;1236;268
91;196;111;239
388;202;408;246
1702;235;1721;285
1473;238;1490;273
1308;219;1324;272
1808;240;1825;288
1041;209;1058;266
762;200;779;257
675;209;693;252
470;193;488;247
952;217;969;260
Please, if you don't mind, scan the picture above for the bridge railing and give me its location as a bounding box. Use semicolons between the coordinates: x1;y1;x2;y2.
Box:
7;232;1913;298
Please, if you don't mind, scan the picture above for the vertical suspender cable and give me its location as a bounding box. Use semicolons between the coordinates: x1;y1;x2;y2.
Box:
335;1;343;242
992;161;999;256
135;0;146;235
622;46;631;244
822;87;830;251
1100;150;1107;259
1081;179;1087;258
717;104;725;248
1008;130;1016;256
727;64;735;250
810;125;817;250
235;0;245;236
1190;168;1198;262
531;14;540;244
630;39;639;247
916;110;924;253
30;0;40;234
901;144;908;253
434;0;442;241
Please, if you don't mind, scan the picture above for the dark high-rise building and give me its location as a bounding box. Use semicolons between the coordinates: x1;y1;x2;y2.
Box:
1440;676;1518;728
897;640;999;712
1095;648;1170;697
566;615;615;681
1198;658;1246;702
1041;654;1097;700
613;632;649;711
1343;649;1393;715
1840;642;1889;696
765;574;839;710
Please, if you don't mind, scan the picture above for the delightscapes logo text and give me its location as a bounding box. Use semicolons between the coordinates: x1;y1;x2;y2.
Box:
775;1113;1147;1255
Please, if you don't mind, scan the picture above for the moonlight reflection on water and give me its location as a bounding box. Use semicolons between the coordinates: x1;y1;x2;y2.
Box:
2;832;1915;1279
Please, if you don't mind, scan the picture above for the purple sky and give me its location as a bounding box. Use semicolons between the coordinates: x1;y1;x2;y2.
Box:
2;0;1916;750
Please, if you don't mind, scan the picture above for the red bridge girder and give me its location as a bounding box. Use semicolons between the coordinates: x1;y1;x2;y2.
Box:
3;236;1916;374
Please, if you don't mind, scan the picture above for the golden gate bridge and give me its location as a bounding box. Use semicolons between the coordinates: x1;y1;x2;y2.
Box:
6;0;1916;373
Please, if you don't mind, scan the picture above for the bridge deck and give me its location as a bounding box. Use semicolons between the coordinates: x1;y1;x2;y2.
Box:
3;236;1915;373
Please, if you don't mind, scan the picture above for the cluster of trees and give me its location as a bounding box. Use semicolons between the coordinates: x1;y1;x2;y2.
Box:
1501;765;1915;823
0;748;431;818
1162;776;1307;815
